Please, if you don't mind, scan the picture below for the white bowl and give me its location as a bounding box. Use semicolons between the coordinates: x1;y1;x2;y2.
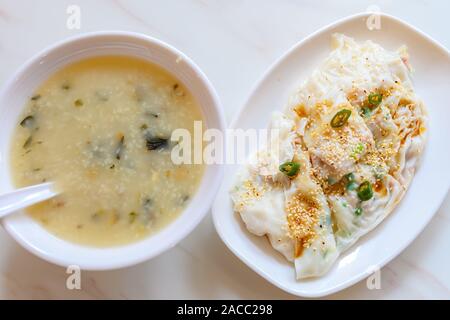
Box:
212;12;450;297
0;31;225;270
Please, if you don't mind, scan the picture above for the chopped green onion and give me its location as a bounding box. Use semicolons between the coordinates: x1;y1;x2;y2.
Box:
368;92;382;108
346;182;358;191
355;143;364;153
354;207;363;216
23;136;33;149
279;161;300;177
145;135;169;151
345;173;358;191
330;109;352;128
373;167;385;180
115;135;125;160
361;107;372;118
350;143;365;159
357;181;373;201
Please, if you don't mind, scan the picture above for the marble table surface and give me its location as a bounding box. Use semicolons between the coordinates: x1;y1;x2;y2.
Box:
0;0;449;299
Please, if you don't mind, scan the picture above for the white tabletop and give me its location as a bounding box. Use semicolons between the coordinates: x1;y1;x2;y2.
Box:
0;0;449;299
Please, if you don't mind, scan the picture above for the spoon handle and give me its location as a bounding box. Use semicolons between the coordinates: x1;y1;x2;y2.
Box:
0;183;58;219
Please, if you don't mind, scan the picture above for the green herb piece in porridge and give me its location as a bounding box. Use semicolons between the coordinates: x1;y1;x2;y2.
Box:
74;99;84;107
145;134;168;151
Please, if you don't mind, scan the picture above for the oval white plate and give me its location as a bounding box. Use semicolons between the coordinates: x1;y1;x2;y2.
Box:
212;12;450;297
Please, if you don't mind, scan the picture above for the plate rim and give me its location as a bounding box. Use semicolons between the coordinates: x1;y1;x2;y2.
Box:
212;11;450;297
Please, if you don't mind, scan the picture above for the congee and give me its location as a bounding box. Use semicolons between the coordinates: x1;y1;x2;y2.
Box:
10;56;205;246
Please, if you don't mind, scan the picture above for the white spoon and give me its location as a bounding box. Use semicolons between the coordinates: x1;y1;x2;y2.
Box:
0;182;58;219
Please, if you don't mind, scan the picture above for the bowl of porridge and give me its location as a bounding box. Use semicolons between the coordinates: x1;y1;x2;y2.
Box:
0;31;225;270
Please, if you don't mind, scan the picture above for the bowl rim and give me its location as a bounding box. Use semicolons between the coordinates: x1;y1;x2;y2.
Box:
0;30;226;270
